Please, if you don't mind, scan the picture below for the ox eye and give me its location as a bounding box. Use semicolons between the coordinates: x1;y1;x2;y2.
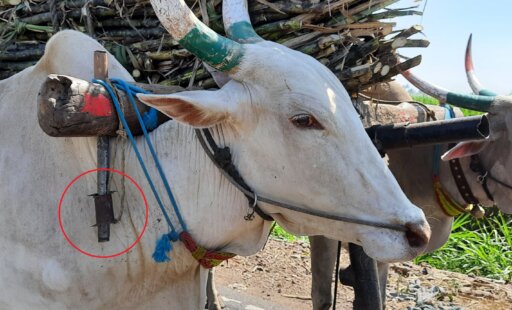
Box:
290;114;323;130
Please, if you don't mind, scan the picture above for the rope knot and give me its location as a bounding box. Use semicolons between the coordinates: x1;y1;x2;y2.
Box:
116;129;127;139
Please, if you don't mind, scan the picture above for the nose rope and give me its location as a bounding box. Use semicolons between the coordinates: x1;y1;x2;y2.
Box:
195;129;408;232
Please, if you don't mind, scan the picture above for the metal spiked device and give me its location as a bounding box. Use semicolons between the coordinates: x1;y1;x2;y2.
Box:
92;51;116;242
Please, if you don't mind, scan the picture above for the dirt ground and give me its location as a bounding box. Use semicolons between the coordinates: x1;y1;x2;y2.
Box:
215;238;512;310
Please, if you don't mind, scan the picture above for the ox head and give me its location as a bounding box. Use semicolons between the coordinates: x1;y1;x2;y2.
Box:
402;36;512;213
138;0;430;261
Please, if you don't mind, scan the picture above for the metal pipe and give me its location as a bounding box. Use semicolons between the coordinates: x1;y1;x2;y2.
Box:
366;115;489;151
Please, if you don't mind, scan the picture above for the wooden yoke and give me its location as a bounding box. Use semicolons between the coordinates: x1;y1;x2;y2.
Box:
37;75;182;137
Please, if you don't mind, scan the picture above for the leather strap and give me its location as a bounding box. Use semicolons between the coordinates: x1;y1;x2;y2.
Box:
469;155;495;201
195;129;408;232
201;129;274;221
449;158;481;205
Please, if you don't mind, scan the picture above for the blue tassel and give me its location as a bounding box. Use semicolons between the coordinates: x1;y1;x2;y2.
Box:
152;233;173;263
168;230;180;242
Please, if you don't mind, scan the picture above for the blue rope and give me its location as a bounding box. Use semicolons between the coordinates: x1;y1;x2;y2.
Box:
92;79;186;262
110;79;188;232
432;104;455;176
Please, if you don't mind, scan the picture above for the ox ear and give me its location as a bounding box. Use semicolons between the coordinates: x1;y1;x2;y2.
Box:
137;88;239;128
441;140;489;161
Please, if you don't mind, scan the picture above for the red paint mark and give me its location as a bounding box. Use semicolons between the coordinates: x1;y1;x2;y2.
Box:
58;168;148;259
83;93;113;117
465;35;474;71
465;48;474;72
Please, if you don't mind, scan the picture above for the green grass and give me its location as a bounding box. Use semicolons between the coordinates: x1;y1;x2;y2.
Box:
270;224;308;242
412;94;483;117
270;209;512;281
414;210;512;282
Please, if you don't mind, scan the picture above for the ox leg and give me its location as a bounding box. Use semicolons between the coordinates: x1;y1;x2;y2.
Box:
310;235;339;310
376;261;389;308
206;268;224;310
346;243;382;310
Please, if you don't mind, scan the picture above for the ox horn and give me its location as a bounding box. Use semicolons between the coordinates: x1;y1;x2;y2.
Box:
150;0;244;72
401;69;495;112
223;0;263;43
465;34;496;96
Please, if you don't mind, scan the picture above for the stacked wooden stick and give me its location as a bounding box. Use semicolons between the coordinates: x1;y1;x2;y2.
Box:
0;0;428;92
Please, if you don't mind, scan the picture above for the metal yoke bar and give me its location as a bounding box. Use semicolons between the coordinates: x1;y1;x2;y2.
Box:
366;115;489;152
94;51;114;242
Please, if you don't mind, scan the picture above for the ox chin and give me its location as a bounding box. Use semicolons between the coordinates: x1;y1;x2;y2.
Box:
424;217;453;253
356;228;428;263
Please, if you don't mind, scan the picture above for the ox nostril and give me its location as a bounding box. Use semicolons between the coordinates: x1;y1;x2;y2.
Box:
405;222;429;248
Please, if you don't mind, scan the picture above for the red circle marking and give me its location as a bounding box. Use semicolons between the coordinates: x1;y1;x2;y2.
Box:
58;168;149;258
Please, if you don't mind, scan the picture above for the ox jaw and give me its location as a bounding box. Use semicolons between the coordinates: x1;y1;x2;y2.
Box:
265;205;430;263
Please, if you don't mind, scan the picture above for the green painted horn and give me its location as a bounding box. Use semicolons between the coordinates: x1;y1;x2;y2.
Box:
402;70;495;112
150;0;244;71
223;0;263;43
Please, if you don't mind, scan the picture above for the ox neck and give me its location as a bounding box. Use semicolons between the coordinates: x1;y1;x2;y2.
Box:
439;155;494;211
114;120;272;256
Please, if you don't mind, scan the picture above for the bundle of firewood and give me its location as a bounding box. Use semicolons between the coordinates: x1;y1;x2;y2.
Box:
0;0;427;92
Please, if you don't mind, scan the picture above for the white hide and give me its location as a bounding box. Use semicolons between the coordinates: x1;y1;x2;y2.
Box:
0;30;429;308
140;39;431;262
0;30;269;309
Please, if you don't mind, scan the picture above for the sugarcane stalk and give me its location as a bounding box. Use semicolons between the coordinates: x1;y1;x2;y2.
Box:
403;39;430;48
129;37;179;52
336;63;373;81
0;70;16;79
255;0;357;15
3;0;140;15
0;45;44;61
332;38;380;69
366;55;422;86
0;0;426;94
392;24;423;39
365;9;422;21
348;0;400;17
96;18;161;29
282;32;322;49
101;27;166;40
252;12;290;25
255;19;303;35
0;60;36;71
146;49;192;61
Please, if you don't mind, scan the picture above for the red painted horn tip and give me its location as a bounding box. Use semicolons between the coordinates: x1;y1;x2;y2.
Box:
465;34;474;71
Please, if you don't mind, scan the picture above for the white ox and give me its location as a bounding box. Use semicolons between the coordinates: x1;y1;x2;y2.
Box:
310;73;512;309
0;0;430;308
